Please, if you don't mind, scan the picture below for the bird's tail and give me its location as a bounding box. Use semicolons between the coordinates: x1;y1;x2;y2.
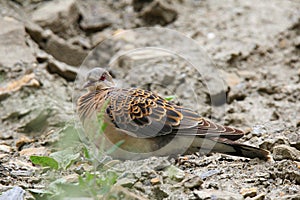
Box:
191;137;272;161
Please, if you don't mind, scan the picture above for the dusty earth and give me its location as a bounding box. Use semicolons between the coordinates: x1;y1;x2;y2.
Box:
0;0;300;199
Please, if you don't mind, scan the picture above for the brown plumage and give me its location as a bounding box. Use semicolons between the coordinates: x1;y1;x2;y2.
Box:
77;68;271;161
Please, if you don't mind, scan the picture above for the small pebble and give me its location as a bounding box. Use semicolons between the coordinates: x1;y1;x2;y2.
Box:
19;147;47;156
165;165;185;181
251;193;266;200
199;169;221;180
0;145;12;153
240;187;257;198
150;177;160;185
183;176;203;189
134;181;145;192
273;145;300;161
251;125;267;137
116;178;136;188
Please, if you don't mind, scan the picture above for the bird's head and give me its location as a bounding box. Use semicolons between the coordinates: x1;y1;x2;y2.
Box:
83;68;115;91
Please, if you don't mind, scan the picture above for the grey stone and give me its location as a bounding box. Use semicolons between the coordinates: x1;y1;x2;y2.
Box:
10;169;34;177
294;35;300;49
199;169;221;180
240;187;257;198
24;20;44;45
165;165;185;181
0;17;35;67
0;145;12;153
134;181;145;192
251;193;266;200
194;189;244;200
90;30;111;48
153;159;171;171
183;176;203;189
0;186;25;200
132;0;153;12
279;194;300;200
139;0;178;26
47;58;78;81
80;16;112;32
31;0;79;33
68;36;91;50
17;106;52;133
259;137;290;151
0;92;10;102
45;33;87;66
273;145;300;161
106;185;147;199
116;177;137;188
152;186;169;199
77;1;117;32
25;20;87;66
251;125;268;137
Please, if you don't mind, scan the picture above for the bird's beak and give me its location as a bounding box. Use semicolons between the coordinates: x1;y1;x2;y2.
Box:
83;80;95;89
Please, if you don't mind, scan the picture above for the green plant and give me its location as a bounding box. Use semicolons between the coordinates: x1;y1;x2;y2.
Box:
164;95;176;101
29;102;124;199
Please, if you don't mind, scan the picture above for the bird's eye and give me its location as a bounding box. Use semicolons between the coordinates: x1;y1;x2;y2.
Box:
99;74;106;81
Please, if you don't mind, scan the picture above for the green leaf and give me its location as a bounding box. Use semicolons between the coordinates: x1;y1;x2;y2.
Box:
82;146;91;159
78;176;85;192
52;124;81;150
97;100;110;122
100;123;107;133
96;171;118;195
50;149;80;170
106;140;125;155
30;155;59;170
164;95;176;101
85;172;96;183
97;101;109;135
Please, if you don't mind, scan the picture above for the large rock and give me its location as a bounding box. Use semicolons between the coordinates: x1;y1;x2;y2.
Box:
139;0;178;26
31;0;79;34
45;33;87;66
77;1;118;32
46;58;78;81
0;17;35;67
25;21;87;66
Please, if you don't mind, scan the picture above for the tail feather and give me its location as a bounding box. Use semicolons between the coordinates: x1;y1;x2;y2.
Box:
191;137;272;161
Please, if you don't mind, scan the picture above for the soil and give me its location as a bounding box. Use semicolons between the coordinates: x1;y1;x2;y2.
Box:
0;0;299;199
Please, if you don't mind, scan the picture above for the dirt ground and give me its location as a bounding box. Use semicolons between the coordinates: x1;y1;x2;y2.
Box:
0;0;299;199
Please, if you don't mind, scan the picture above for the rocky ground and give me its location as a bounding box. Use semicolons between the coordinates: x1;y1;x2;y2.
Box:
0;0;299;199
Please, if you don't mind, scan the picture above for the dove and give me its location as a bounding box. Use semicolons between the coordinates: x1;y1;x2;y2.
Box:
77;68;271;161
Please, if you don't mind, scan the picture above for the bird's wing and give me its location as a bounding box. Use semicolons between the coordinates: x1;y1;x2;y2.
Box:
102;88;244;140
